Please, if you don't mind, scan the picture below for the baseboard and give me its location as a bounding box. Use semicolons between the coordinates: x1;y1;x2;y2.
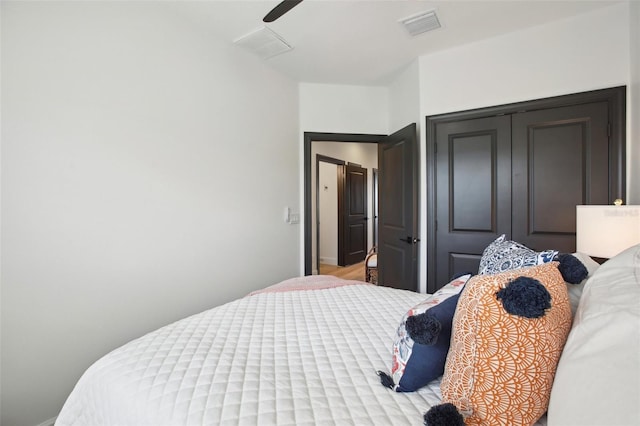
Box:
320;257;337;265
35;416;57;426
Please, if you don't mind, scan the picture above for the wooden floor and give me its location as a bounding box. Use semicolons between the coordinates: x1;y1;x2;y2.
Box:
319;261;366;282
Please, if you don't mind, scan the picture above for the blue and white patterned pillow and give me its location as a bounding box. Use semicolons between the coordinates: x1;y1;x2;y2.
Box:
387;273;472;392
478;234;558;275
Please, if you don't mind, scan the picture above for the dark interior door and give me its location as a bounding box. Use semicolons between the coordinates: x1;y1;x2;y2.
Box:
342;164;368;265
435;116;512;290
511;102;610;253
378;124;418;291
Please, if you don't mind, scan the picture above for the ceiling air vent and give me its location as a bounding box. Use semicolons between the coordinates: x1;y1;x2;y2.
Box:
234;26;292;59
399;10;441;37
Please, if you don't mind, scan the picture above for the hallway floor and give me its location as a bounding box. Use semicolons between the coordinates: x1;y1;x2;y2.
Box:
319;261;366;282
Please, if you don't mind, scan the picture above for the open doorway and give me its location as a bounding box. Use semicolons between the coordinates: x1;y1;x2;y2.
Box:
313;145;377;276
304;132;383;276
304;126;418;291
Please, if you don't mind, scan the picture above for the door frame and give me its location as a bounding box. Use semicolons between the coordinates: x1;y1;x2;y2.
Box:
372;168;379;247
304;132;385;275
425;86;626;289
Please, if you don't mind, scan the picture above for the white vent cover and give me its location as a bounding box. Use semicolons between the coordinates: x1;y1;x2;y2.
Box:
399;10;441;36
233;26;292;59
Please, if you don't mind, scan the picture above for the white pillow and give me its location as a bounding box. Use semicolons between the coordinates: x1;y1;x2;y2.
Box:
548;244;640;426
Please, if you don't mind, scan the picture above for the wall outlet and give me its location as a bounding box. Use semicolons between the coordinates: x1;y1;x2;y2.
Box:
289;213;300;224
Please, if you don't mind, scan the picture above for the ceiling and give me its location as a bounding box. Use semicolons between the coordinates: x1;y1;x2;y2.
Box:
173;0;621;86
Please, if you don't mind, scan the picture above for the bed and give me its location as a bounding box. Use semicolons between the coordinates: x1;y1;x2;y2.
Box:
56;244;640;426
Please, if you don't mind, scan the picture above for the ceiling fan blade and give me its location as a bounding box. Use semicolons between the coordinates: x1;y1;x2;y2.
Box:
263;0;303;23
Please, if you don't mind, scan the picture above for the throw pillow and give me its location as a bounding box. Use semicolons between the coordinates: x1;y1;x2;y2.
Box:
432;262;572;426
378;273;471;392
478;234;558;275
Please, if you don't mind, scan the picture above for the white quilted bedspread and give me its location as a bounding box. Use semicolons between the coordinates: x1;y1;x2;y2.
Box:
56;277;444;426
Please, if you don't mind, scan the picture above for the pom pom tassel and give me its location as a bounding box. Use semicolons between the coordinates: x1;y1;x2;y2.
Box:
377;371;396;390
406;312;442;345
496;277;551;319
424;403;465;426
556;253;589;284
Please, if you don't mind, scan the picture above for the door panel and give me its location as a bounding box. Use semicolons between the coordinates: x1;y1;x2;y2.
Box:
378;124;418;292
451;135;494;232
343;164;368;265
512;102;610;252
435;116;512;290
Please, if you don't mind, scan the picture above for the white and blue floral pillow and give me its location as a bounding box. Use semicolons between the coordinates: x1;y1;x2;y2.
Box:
384;273;472;392
478;234;558;275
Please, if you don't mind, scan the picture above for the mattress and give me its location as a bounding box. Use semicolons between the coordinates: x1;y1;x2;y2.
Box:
56;277;444;425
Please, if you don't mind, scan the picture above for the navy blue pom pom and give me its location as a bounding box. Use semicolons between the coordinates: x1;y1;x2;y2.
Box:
496;277;551;318
424;403;465;426
377;371;396;390
557;253;588;284
406;312;442;345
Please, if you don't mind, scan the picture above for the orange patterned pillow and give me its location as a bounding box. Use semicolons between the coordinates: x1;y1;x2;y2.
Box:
438;262;572;426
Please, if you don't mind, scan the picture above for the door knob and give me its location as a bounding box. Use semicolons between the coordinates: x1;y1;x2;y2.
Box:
400;236;420;244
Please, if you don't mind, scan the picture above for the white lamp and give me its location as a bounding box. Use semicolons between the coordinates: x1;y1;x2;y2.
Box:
576;202;640;259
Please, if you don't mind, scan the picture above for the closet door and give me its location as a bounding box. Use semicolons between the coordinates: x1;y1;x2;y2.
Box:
427;88;625;293
511;102;610;253
434;115;511;289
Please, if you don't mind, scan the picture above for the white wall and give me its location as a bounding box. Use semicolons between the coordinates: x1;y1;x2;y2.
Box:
1;2;299;426
388;60;421;134
419;3;630;116
299;84;389;135
311;142;378;273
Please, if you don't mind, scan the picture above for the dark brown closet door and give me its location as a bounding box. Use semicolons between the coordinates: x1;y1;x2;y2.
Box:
511;102;610;253
427;87;625;294
434;116;511;289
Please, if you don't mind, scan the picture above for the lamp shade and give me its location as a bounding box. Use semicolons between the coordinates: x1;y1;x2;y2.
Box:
576;205;640;258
